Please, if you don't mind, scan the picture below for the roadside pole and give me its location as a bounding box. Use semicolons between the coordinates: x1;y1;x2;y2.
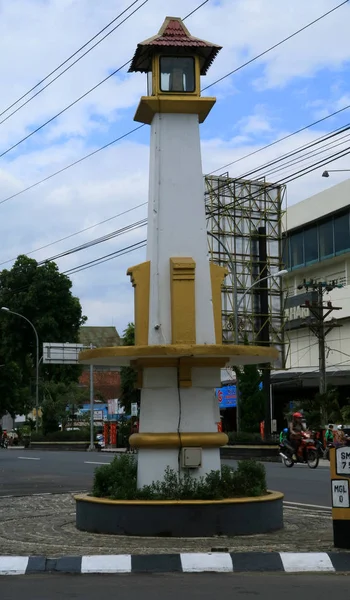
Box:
330;446;350;548
89;343;94;452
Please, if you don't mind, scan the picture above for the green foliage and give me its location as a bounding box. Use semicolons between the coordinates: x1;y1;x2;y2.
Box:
235;364;265;433
31;429;90;442
41;380;89;434
285;387;342;429
0;255;87;417
0;361;23;418
341;402;350;423
228;431;264;444
92;455;267;500
119;323;140;414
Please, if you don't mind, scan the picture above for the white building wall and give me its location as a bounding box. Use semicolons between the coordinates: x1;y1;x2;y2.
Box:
284;191;350;375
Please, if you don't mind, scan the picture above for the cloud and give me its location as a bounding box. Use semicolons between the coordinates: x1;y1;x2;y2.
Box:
0;0;349;335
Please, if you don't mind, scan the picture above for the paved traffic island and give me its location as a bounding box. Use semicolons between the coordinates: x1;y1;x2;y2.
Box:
75;491;284;537
0;493;332;557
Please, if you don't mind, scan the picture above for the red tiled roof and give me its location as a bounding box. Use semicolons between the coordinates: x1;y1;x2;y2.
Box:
148;18;213;48
129;17;221;75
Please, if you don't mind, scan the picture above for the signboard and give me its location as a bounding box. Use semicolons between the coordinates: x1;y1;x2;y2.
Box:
108;399;118;415
215;382;263;409
131;403;138;417
284;292;316;331
43;343;85;364
215;386;236;408
332;480;350;508
93;410;103;421
336;447;350;476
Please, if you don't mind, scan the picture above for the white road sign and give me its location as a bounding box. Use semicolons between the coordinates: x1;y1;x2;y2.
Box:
332;479;349;508
131;403;138;416
336;447;350;476
43;343;85;364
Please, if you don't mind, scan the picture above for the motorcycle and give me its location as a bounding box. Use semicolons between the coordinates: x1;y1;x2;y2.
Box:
0;437;8;449
279;430;319;469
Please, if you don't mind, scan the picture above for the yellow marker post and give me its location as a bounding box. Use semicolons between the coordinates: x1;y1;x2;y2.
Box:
330;446;350;548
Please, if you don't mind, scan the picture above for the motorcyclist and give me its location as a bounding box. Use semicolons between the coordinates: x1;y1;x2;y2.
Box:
289;412;303;460
279;428;289;444
335;425;346;447
325;424;334;445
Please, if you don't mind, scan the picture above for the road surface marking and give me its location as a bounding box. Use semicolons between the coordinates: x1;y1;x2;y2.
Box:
283;500;330;510
17;457;40;461
84;461;110;465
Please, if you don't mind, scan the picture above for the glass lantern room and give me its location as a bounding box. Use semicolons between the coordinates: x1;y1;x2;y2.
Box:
160;56;195;93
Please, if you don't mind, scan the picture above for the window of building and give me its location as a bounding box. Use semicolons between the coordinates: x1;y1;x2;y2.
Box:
318;219;334;259
334;212;350;254
304;225;318;264
282;237;289;269
290;230;304;268
160;56;195;93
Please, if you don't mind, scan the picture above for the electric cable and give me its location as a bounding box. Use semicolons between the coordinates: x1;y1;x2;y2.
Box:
0;201;147;266
202;0;349;93
0;0;209;159
0;0;148;126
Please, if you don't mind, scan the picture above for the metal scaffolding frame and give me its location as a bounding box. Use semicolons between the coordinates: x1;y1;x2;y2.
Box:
205;173;286;369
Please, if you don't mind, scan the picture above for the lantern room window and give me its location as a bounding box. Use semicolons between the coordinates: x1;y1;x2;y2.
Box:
160;56;195;93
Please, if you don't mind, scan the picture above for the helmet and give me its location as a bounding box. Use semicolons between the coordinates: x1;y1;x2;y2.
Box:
293;412;302;419
283;428;289;433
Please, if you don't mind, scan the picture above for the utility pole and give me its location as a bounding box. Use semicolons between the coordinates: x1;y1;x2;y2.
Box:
298;279;343;395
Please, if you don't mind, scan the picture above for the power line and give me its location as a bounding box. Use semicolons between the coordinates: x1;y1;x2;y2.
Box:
0;201;147;266
262;129;350;179
205;139;350;218
0;0;208;160
0;0;147;126
38;219;147;265
202;0;349;92
208;102;350;176
238;123;350;180
63;239;147;275
0;124;145;206
183;0;210;19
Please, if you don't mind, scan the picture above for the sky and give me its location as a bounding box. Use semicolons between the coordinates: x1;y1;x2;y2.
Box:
0;0;350;336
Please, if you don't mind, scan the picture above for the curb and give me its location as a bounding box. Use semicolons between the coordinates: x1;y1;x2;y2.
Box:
1;552;350;575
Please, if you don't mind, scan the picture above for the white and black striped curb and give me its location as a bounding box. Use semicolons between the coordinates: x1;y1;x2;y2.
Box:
1;552;350;575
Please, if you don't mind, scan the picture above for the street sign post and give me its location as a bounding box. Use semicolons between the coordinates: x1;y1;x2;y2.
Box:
330;447;350;547
42;343;85;364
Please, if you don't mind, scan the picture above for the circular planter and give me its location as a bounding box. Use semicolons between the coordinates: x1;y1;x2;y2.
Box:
75;491;284;537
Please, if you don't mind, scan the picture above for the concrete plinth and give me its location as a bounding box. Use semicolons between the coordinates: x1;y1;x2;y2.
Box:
75;491;284;537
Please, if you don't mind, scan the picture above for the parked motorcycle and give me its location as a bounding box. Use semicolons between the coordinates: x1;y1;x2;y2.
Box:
279;430;319;469
0;437;8;449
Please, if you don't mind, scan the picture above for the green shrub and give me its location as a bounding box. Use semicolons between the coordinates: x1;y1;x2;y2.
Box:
31;429;90;442
232;459;267;497
227;431;277;445
91;456;267;500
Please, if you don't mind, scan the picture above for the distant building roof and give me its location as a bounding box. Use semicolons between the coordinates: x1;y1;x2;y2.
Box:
79;326;121;348
129;16;221;75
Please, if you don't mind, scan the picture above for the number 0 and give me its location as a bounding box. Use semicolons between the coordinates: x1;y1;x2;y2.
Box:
339;495;344;503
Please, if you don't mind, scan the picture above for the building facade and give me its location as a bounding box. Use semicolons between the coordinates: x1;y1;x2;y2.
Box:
274;178;350;405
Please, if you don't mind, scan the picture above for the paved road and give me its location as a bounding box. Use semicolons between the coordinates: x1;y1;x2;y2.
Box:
0;449;331;506
0;574;347;599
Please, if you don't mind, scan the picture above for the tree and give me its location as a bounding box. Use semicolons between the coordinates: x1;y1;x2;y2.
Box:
235;364;265;433
0;255;87;415
287;387;342;430
0;361;23;418
119;323;140;414
41;380;89;434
